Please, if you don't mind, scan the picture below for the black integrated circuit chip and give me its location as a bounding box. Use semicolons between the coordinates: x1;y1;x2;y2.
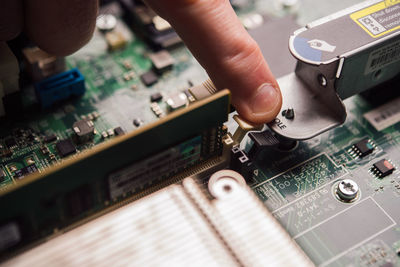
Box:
14;170;24;179
150;92;163;102
14;164;38;179
56;139;76;158
140;70;158;86
65;185;93;217
350;139;375;158
114;127;125;136
372;159;395;178
149;50;174;73
44;133;57;143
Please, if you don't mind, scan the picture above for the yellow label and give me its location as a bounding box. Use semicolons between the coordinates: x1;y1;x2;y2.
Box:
350;0;400;38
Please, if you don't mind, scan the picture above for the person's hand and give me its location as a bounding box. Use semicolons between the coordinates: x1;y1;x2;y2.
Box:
145;0;282;124
0;0;282;124
0;0;98;55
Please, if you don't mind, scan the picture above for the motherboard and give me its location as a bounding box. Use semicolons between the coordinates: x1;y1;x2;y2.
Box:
248;95;400;266
1;0;400;266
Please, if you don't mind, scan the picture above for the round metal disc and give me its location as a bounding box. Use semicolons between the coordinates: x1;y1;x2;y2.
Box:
208;170;246;199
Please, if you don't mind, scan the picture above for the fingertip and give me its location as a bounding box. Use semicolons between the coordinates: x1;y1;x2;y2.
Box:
24;0;98;56
144;0;282;124
0;0;23;41
233;82;282;124
0;27;22;42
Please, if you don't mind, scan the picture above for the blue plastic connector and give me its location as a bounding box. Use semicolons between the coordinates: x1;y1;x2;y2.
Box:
34;68;85;108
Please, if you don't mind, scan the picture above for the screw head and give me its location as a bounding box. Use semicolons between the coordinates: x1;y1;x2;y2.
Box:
337;179;359;201
281;108;295;120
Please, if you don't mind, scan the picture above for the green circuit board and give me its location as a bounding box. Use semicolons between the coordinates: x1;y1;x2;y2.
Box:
2;0;400;266
0;0;366;188
0;14;207;189
247;95;400;266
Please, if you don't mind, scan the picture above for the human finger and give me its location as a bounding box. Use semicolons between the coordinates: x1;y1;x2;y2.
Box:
0;0;23;41
24;0;98;56
144;0;282;123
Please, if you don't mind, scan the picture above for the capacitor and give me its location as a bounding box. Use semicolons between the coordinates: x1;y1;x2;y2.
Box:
96;14;117;32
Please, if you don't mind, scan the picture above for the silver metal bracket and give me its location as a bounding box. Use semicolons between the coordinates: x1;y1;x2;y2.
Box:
268;0;400;140
268;71;346;140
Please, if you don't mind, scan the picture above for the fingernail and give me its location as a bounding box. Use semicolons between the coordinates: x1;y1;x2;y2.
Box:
250;83;280;115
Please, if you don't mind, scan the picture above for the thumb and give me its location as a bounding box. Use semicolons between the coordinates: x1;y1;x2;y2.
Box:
144;0;282;124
